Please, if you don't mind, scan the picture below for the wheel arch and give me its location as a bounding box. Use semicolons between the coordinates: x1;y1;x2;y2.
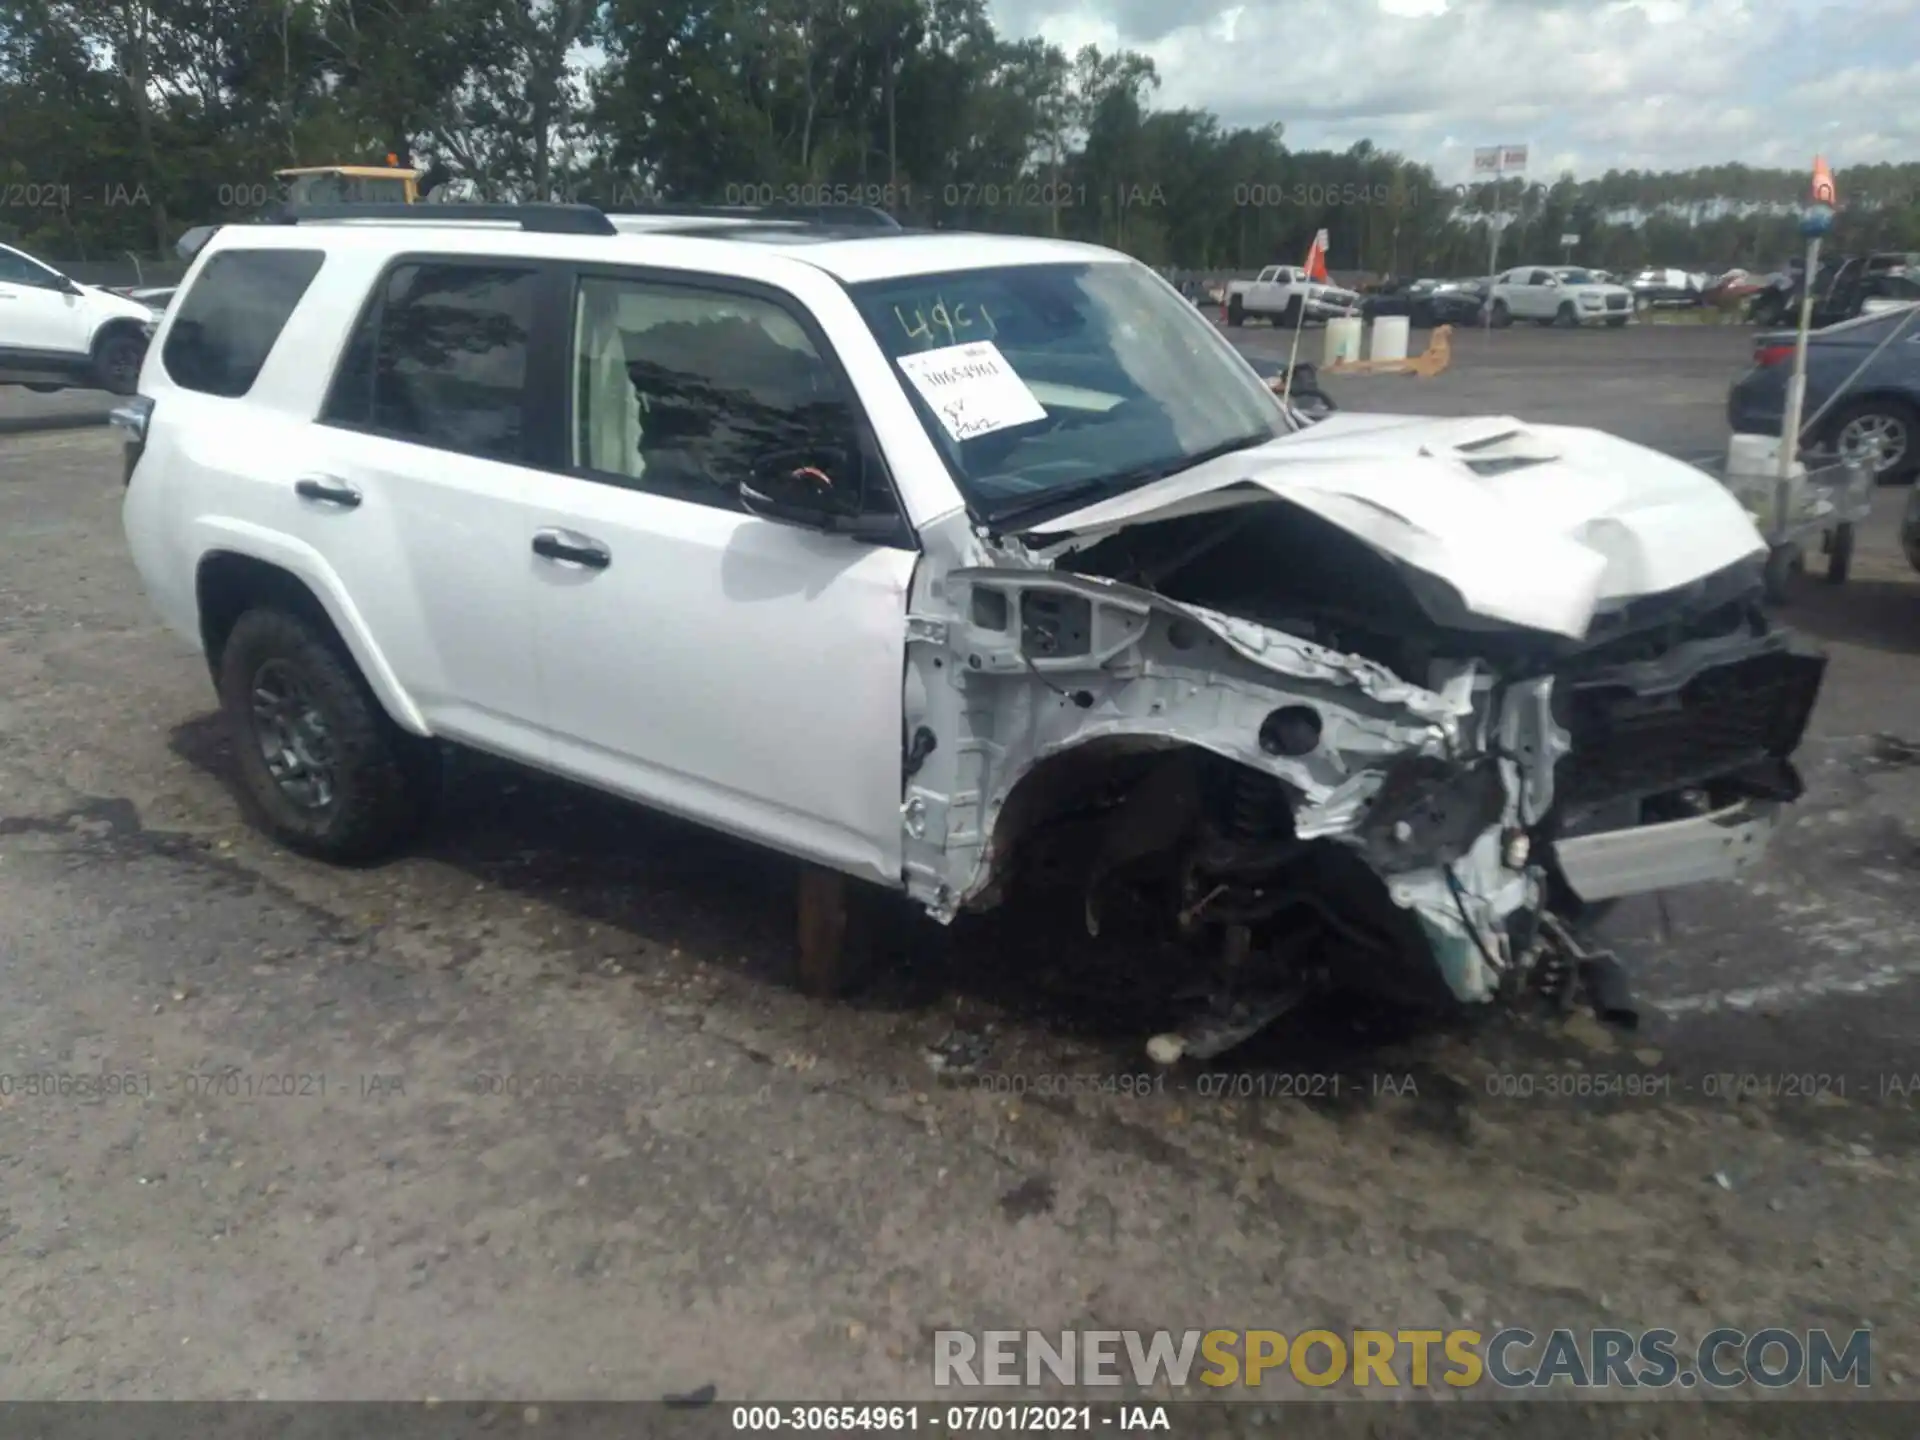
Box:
89;315;149;356
961;732;1275;913
193;545;430;736
1821;388;1918;423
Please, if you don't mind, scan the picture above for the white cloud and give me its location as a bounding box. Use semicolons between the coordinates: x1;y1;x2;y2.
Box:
988;0;1920;178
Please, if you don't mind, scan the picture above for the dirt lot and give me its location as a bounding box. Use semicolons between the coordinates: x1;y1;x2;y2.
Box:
1;324;1915;1413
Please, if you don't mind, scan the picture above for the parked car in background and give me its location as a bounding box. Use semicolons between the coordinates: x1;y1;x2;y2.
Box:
0;241;155;394
1702;268;1762;301
1859;275;1920;316
1361;277;1487;328
110;284;178;318
1428;277;1493;324
1488;266;1634;327
1728;307;1920;482
1747;253;1920;329
1223;265;1361;327
1631;267;1706;307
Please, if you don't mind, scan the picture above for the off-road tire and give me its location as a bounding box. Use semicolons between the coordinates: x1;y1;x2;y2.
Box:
216;606;441;864
91;329;145;396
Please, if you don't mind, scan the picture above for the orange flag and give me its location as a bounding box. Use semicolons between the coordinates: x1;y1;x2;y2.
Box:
1811;156;1836;206
1304;228;1330;281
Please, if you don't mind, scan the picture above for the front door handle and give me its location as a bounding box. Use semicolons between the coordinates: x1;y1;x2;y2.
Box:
532;528;611;569
295;477;361;508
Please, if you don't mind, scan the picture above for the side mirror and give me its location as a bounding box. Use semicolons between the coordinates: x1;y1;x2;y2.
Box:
739;445;899;542
58;274;83;295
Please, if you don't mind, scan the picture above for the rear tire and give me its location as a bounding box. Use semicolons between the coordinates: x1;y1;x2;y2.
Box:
216;607;441;863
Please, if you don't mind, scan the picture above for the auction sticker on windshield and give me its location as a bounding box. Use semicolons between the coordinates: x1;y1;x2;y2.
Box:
896;340;1048;441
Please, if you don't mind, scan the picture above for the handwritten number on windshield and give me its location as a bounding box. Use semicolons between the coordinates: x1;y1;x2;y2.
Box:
894;296;996;348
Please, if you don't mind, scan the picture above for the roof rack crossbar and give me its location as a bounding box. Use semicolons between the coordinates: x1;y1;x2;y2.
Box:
600;202;901;230
262;202;617;235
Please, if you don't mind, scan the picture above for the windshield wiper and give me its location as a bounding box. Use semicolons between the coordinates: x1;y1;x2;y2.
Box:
990;431;1275;531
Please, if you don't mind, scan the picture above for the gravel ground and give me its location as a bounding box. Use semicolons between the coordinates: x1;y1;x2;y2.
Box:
0;324;1914;1414
0;383;117;429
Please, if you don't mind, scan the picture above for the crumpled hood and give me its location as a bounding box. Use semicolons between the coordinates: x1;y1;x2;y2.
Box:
1026;412;1768;641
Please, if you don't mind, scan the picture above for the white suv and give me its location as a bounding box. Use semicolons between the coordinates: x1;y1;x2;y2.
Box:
0;241;156;393
119;202;1823;1046
1489;266;1634;328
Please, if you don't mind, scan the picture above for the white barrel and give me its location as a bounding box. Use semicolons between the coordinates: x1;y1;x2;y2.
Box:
1324;316;1364;365
1370;315;1410;362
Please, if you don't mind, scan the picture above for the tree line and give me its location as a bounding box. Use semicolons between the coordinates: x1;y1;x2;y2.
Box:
4;0;1918;274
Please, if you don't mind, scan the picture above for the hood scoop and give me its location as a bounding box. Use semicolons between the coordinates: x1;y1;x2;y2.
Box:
1422;424;1562;477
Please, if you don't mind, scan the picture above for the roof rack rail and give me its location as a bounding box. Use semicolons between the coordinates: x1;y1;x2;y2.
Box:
601;202;902;231
261;202;618;235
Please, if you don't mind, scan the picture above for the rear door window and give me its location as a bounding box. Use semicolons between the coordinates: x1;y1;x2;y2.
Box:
161;249;325;397
322;261;539;462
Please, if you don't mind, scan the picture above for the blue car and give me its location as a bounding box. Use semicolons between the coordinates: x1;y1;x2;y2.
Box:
1728;306;1920;483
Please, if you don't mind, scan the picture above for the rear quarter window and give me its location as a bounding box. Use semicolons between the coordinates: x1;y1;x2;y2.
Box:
162;249;326;397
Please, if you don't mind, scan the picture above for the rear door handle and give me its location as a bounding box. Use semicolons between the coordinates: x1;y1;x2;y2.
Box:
532;528;611;569
295;477;361;508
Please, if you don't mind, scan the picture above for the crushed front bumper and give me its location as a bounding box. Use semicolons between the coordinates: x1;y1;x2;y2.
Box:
1538;628;1823;910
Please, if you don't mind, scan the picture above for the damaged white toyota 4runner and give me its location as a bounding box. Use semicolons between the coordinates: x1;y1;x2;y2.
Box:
119;209;1824;1056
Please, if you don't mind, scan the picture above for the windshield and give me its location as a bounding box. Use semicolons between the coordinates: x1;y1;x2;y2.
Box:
848;261;1288;526
1555;269;1599;285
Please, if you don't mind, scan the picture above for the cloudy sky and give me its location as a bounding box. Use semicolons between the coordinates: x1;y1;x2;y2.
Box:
986;0;1920;180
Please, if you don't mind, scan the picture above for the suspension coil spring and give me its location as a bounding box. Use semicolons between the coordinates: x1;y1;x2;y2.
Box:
1228;768;1289;839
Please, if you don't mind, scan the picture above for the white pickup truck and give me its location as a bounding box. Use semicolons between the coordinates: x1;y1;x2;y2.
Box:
1223;265;1361;327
